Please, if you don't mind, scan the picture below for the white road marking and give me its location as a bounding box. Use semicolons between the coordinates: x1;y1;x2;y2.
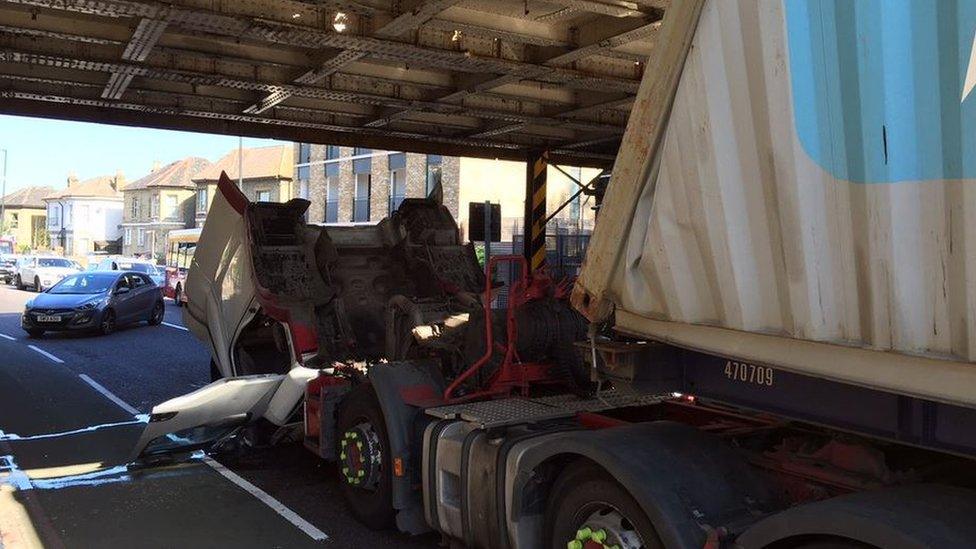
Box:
78;374;141;416
162;322;188;331
76;371;329;542
203;457;329;542
27;345;64;364
0;333;16;341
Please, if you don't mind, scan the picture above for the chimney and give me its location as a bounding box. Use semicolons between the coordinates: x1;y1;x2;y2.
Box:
151;160;162;173
67;171;79;188
112;169;125;191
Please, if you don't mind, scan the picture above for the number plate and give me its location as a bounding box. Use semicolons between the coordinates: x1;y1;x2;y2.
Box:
36;315;61;322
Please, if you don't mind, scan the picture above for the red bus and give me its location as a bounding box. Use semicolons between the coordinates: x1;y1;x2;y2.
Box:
164;228;201;306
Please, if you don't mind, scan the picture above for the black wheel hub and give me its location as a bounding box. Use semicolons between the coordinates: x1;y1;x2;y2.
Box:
340;423;382;490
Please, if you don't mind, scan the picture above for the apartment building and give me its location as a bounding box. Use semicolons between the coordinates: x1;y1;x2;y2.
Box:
44;172;125;256
293;144;599;241
193;145;293;227
294;144;460;224
1;186;54;251
121;157;210;260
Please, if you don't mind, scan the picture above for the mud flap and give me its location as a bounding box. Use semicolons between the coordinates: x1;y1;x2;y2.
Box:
368;360;446;535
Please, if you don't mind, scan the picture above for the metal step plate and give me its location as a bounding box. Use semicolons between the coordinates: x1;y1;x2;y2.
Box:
426;389;668;429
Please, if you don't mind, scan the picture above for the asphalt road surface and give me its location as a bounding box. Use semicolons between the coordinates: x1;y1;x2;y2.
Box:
0;285;439;549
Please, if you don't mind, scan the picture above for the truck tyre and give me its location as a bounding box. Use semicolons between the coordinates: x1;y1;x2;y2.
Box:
15;274;23;290
546;461;663;549
336;383;396;530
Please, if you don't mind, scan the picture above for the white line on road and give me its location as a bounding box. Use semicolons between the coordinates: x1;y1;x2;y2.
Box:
78;374;141;416
0;333;16;341
203;457;329;542
162;322;188;331
27;345;64;364
75;371;330;543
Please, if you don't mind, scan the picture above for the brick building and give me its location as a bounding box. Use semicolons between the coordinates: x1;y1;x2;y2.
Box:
193;145;293;227
293;144;598;242
121;157;210;260
294;144;459;224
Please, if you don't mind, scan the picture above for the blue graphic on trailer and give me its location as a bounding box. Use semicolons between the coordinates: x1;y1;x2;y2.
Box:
785;0;976;183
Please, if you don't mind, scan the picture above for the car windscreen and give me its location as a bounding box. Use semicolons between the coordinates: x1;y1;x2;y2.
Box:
117;262;156;274
38;258;74;268
48;273;117;294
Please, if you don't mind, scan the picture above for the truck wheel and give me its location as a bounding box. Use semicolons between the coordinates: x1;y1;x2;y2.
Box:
15;274;23;290
546;461;663;549
336;384;395;530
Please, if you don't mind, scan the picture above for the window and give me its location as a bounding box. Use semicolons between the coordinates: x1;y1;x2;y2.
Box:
137;228;145;246
49;204;60;226
353;173;370;222
325;178;339;223
325;145;340;178
257;190;272;202
124;228;131;246
389;169;406;213
130;196;140;218
568;167;582;222
426;154;443;197
164;194;178;219
150;195;160;219
196;188;208;213
297;143;311;181
9;212;17;229
298;180;309;200
353;147;372;174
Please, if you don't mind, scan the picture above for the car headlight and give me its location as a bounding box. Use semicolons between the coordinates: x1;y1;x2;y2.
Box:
77;302;98;311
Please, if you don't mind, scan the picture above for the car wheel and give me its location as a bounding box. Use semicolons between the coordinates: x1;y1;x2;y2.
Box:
100;309;116;336
25;328;44;338
148;301;164;325
546;461;663;549
336;384;396;530
15;274;23;290
174;284;183;307
34;276;41;292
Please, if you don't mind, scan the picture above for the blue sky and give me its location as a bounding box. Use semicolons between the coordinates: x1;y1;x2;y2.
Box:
0;115;285;194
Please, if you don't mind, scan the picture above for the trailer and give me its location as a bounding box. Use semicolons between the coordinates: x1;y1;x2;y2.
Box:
132;1;976;547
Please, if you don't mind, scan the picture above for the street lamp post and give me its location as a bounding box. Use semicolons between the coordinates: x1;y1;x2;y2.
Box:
1;148;7;234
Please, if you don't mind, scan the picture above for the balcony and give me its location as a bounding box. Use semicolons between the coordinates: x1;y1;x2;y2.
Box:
352;198;370;222
325;200;339;223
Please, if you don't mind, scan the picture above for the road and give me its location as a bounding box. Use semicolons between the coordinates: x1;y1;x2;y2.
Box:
0;285;439;549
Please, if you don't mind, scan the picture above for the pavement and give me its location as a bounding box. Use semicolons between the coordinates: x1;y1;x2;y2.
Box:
0;285;439;549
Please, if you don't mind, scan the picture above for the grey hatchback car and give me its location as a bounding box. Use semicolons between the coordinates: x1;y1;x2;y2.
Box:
21;271;164;337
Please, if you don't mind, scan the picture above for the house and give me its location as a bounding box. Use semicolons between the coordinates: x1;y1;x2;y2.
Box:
44;172;125;257
192;145;293;227
1;186;55;251
293;144;598;241
121;157;210;260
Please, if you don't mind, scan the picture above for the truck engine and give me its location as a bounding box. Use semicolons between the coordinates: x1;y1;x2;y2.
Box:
242;195;591;398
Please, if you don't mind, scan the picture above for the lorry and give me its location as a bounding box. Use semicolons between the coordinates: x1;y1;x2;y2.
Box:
131;1;976;547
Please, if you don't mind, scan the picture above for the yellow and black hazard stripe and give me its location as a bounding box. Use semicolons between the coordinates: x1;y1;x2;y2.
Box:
524;150;548;272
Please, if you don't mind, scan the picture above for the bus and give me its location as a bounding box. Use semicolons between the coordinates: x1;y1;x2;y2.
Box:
164;228;201;306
